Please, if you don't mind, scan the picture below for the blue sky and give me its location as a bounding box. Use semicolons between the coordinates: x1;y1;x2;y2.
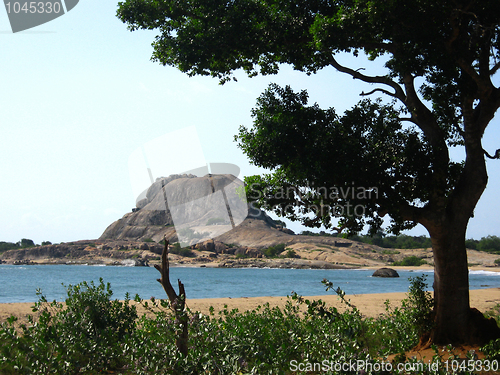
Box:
0;1;499;244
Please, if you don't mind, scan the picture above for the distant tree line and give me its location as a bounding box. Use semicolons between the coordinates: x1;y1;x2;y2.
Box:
0;239;51;253
351;233;433;250
464;236;500;253
299;231;500;253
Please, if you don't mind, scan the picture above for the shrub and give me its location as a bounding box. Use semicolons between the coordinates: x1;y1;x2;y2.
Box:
170;242;196;257
0;278;137;374
282;249;298;258
392;255;428;266
263;243;286;258
143;238;154;243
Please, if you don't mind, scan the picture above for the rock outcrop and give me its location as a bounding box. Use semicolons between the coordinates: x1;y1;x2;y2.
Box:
100;173;289;247
372;267;400;278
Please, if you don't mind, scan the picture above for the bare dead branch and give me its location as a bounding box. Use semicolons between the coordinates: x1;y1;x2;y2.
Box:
360;88;397;97
154;236;189;357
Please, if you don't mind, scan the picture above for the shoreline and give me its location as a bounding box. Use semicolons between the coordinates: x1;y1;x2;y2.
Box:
3;261;499;273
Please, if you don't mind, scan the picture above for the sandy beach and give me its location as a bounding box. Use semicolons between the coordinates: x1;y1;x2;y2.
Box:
1;288;499;326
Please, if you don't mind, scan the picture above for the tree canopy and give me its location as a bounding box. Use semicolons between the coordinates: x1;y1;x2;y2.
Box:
118;0;500;235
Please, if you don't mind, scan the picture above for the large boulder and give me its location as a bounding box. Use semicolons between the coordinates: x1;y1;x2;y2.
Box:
372;267;400;278
99;173;285;247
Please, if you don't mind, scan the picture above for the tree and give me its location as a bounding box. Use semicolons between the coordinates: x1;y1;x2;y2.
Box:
18;238;35;248
117;0;500;345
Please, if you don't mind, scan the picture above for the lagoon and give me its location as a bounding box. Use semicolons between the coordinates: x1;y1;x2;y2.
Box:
0;264;498;303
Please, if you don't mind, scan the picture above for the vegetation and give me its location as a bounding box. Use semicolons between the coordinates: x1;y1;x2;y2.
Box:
170;242;196;258
352;234;432;250
116;0;500;344
273;219;287;228
392;256;428;267
262;243;287;258
283;249;299;258
0;239;38;253
300;230;338;237
0;279;136;374
300;232;500;252
466;235;500;253
1;276;498;374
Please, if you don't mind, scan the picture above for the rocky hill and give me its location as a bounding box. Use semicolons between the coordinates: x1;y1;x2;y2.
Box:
100;173;265;244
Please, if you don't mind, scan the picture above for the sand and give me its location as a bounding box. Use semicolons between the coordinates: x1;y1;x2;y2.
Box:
1;288;499;326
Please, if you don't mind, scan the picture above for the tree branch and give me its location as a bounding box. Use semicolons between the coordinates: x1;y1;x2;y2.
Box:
483;148;500;159
329;56;407;103
154;239;179;302
457;58;493;98
154;237;189;357
360;88;398;98
490;61;500;76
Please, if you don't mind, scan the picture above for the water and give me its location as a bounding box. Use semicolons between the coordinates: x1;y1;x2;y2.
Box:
0;264;498;303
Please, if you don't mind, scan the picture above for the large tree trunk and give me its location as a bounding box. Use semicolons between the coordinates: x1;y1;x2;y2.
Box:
429;223;500;345
430;224;470;344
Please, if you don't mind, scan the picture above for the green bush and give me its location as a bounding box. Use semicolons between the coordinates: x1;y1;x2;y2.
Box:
282;249;298;258
170;242;196;257
0;278;137;374
263;243;286;258
392;255;428;266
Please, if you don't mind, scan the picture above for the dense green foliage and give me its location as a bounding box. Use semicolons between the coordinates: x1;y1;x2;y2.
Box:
0;279;136;374
351;234;433;249
1;277;498;374
262;243;287;258
0;239;39;253
392;256;428;267
466;235;500;253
